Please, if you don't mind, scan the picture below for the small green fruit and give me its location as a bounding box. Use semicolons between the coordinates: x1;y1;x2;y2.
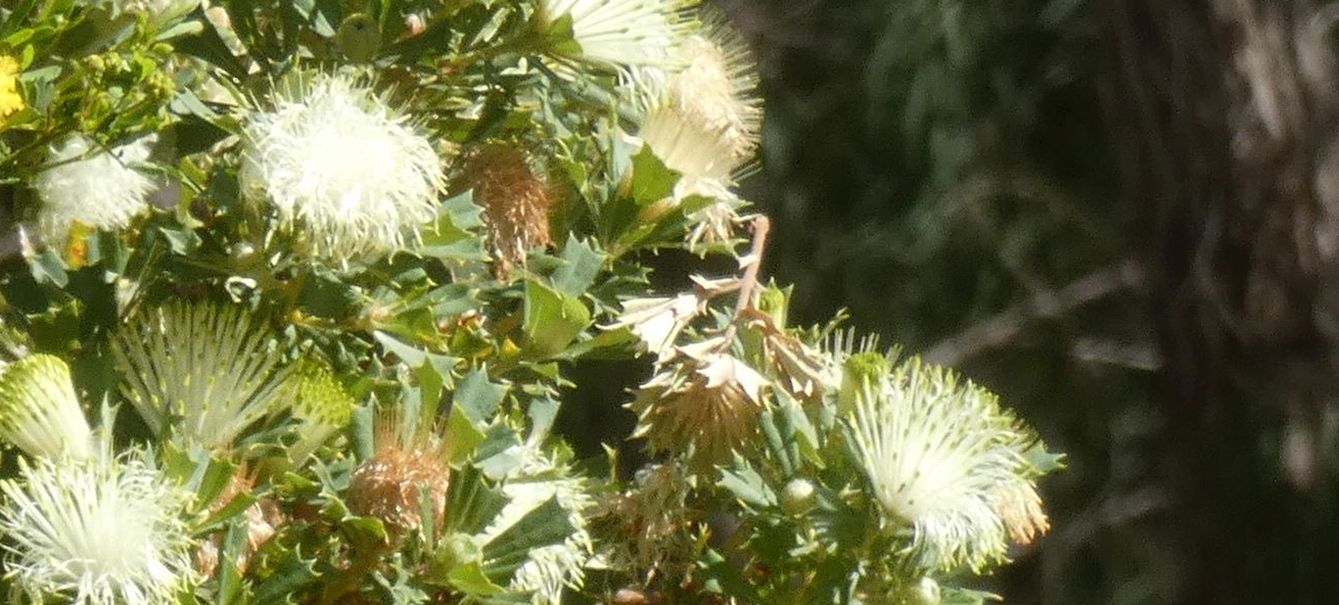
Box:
337;14;381;62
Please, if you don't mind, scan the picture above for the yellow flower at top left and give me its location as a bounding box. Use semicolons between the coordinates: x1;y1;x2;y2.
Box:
0;55;23;118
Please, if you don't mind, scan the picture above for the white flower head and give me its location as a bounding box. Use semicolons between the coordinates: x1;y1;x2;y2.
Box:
242;73;444;262
639;105;741;181
637;14;761;182
0;354;92;461
539;0;692;68
846;356;1049;571
32;134;156;248
0;453;197;605
478;444;593;604
112;303;290;451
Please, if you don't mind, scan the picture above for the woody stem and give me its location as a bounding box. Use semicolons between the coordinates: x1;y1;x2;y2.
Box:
733;215;771;318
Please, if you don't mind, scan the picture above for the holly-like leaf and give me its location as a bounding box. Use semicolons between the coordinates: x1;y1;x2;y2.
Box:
522;279;590;358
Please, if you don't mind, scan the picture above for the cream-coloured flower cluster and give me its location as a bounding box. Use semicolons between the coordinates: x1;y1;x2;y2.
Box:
0;355;197;605
0;302;594;604
0;303;360;604
538;0;763;250
841;351;1051;572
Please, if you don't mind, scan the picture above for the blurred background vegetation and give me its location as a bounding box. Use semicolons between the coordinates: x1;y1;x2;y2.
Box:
697;0;1339;602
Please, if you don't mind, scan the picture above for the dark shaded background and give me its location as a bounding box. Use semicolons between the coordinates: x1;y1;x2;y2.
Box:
715;0;1339;603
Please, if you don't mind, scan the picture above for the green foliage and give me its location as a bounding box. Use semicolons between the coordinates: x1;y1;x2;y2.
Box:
0;1;1060;603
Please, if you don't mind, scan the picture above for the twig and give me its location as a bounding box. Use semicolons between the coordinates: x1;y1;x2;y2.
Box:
923;259;1143;365
733;215;771;317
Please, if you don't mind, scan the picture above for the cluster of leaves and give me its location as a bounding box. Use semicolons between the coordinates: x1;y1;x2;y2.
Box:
0;1;1059;604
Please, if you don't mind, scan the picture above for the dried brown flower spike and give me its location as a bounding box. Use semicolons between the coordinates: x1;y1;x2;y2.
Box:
346;414;450;537
460;144;554;276
630;339;769;469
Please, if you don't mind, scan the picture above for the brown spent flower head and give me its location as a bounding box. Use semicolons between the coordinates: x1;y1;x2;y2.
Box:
630;339;769;468
460;144;554;276
346;415;450;536
594;463;697;585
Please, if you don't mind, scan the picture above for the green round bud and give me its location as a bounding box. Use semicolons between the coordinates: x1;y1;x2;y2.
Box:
779;478;816;516
337;14;381;62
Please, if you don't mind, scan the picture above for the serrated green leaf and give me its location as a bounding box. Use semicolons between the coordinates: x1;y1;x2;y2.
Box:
445;467;508;534
446;404;486;465
631;146;676;207
522;279;590;358
251;549;321;603
341;516;390;552
550;235;603;296
480;497;576;571
454;369;506;423
420;190;487;260
448;561;507;596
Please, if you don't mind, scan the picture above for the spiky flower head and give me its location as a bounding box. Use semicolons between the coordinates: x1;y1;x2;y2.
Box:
477;444;594;604
0;354;92;460
0;453;198;605
637;15;761;180
112;303;290;451
32;134;156;248
538;0;690;68
662;20;761;162
630;339;769;468
460;145;554;275
347;413;450;535
282;357;354;465
0;55;23;119
846;356;1049;571
241;73;444;262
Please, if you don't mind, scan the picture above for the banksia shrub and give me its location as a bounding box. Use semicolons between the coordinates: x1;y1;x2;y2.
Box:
0;3;1060;603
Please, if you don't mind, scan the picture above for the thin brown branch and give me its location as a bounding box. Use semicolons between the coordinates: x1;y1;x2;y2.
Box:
923;259;1143;366
733;215;771;317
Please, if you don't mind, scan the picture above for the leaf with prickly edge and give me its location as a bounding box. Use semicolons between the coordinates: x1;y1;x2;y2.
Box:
420;190;488;261
550;235;604;296
479;497;578;579
454;369;507;424
522;278;590;358
719;460;776;510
